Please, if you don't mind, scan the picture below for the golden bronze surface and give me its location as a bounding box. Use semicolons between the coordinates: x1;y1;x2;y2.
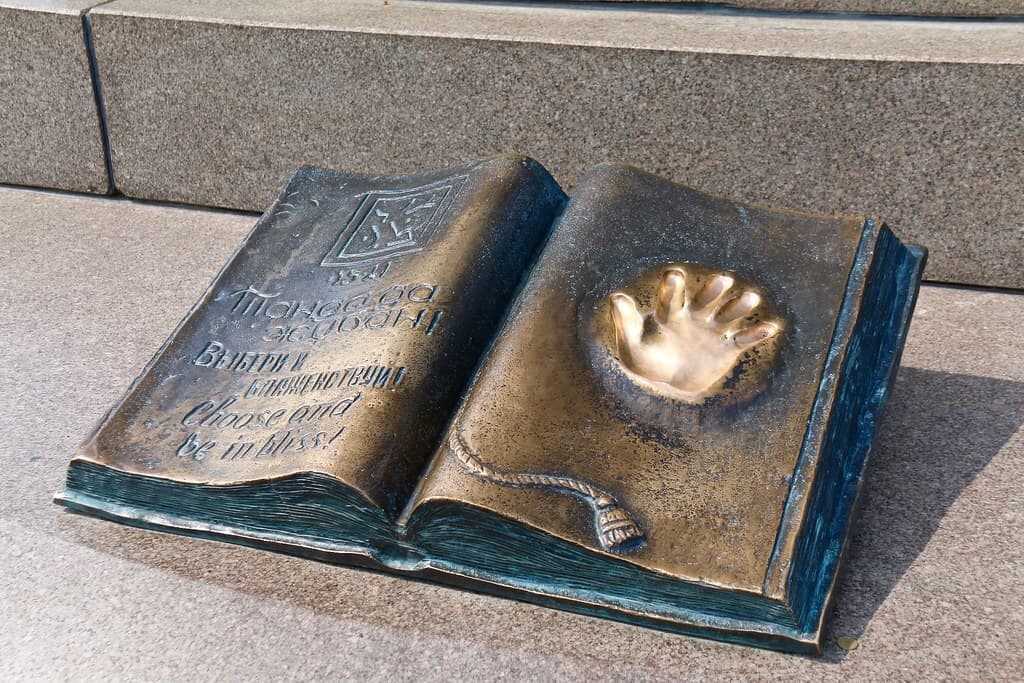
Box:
604;264;785;406
413;164;865;592
58;158;925;653
70;156;564;518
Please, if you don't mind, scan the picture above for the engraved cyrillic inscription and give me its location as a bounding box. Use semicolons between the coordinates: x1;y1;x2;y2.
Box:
263;309;443;343
220;282;445;343
192;342;310;373
321;176;467;267
69;158;566;521
244;365;407;398
222;282;440;319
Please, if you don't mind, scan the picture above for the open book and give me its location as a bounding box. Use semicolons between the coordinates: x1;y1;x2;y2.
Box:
57;156;925;653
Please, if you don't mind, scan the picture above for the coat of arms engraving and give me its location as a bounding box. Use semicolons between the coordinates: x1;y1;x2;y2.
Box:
321;175;467;267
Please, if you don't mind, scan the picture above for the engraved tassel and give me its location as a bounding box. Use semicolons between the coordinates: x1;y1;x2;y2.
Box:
448;432;646;554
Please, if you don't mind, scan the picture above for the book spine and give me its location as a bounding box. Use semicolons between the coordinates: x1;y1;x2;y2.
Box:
784;226;926;638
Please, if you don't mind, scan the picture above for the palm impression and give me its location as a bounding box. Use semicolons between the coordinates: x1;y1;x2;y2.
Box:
607;265;784;405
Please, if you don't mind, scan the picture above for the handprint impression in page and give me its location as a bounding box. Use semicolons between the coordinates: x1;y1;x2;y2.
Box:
608;265;785;406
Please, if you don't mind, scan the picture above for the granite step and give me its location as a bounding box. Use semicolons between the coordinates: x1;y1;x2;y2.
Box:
3;0;1022;287
85;0;1024;288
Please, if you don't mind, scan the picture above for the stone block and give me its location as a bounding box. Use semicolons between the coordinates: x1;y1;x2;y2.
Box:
88;0;1024;287
0;1;109;194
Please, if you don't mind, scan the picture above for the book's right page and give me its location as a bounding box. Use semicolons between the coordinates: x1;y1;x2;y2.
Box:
405;163;889;646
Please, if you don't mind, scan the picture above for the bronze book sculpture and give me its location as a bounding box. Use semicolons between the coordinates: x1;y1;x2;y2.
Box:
56;155;926;653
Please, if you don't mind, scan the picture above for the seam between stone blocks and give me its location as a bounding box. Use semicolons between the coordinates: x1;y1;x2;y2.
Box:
81;1;119;196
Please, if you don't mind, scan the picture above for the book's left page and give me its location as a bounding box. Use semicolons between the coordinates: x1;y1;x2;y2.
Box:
58;156;566;555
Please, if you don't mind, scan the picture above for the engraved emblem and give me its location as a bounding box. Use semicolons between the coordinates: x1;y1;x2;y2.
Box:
322;175;467;267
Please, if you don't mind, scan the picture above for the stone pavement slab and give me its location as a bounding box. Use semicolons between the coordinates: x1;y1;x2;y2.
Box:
87;0;1024;289
0;1;109;194
1;185;1022;679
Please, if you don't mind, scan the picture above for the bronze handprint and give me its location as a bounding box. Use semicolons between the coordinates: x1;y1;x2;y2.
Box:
606;265;784;406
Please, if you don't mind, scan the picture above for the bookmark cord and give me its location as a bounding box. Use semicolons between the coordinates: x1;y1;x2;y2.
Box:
447;431;646;554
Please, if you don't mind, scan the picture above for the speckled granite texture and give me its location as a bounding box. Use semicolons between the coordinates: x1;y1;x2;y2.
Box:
87;0;1024;288
557;0;1024;17
1;186;1021;679
0;1;108;194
